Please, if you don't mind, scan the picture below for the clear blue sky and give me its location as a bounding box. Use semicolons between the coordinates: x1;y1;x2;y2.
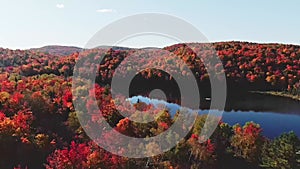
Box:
0;0;299;49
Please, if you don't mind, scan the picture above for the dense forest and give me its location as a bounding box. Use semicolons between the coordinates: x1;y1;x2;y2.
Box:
0;42;300;168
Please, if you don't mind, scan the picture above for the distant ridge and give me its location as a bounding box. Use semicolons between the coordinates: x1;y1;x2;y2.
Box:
30;45;82;56
19;41;300;56
95;45;136;50
95;45;161;50
28;45;162;56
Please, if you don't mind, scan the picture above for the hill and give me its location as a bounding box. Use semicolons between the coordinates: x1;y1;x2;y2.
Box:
30;45;82;56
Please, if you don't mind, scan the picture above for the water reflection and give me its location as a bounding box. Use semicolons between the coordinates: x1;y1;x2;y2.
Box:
128;96;300;138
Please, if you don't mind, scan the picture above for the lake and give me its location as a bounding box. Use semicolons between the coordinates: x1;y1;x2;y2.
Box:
129;96;300;138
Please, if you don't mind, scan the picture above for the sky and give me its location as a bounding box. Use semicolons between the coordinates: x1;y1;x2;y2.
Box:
0;0;299;49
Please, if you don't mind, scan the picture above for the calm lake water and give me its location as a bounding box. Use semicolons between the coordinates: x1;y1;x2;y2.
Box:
129;96;300;139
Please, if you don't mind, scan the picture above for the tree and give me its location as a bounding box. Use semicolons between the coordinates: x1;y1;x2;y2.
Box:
261;132;300;169
231;122;264;164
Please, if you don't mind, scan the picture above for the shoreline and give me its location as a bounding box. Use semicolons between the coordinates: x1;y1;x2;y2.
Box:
250;91;300;102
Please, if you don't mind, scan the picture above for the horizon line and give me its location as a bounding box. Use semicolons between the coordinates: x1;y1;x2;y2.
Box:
1;40;300;50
